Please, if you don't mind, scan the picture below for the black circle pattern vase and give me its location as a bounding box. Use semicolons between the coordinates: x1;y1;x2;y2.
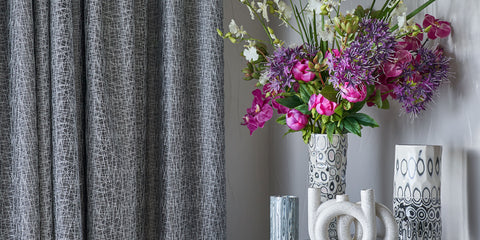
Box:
393;145;442;240
308;134;347;240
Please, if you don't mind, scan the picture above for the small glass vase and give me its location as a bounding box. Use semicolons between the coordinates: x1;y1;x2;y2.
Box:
393;145;442;240
308;134;348;240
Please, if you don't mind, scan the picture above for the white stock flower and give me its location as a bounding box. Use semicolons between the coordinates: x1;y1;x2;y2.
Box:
257;0;270;22
243;46;259;62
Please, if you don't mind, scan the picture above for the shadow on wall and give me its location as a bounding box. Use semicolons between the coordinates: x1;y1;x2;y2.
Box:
467;150;480;239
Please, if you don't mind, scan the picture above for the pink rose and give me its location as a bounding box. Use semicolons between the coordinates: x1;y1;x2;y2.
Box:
340;83;367;103
292;59;315;82
309;94;338;116
286;109;308;131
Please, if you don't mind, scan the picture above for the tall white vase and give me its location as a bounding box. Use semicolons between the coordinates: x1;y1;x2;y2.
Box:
393;145;442;240
308;134;348;240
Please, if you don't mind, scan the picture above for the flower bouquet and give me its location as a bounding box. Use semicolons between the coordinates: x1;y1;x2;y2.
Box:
219;0;451;143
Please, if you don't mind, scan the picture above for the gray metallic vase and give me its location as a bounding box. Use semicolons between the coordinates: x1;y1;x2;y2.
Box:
393;145;442;240
308;134;348;239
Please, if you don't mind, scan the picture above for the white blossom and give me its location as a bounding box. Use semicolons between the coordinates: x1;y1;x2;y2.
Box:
258;71;270;85
277;1;293;22
257;0;270;22
229;19;246;38
244;46;259;62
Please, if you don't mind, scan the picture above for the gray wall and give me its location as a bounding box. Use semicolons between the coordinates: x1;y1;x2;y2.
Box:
225;0;480;239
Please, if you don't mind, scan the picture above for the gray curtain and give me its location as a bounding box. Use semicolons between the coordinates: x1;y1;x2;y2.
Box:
0;0;225;239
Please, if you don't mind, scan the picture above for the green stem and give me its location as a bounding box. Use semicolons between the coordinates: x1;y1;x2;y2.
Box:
368;0;377;14
244;0;275;46
290;0;306;43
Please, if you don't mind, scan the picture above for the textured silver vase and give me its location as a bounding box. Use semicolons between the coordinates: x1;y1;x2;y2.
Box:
393;145;442;240
270;196;299;240
308;134;348;239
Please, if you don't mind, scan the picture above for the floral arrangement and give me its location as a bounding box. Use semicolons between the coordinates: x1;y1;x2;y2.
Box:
219;0;451;143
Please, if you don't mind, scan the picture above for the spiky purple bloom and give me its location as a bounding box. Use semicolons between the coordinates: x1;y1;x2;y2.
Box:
393;47;450;114
267;44;319;92
327;18;396;88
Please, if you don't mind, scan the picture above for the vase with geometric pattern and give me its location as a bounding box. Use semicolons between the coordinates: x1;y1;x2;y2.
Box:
307;134;348;240
393;145;442;240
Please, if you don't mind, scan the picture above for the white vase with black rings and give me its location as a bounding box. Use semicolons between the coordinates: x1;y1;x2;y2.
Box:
308;134;348;240
393;145;442;240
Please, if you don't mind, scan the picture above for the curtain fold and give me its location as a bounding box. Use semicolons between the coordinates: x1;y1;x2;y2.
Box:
0;0;225;239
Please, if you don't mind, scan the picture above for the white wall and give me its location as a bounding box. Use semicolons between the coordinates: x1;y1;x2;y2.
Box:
225;0;480;239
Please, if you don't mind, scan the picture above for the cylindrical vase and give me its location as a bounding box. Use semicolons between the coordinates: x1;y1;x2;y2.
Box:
308;134;348;239
270;195;299;240
393;145;442;240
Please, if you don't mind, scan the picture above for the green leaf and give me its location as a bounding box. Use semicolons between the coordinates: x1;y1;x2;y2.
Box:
350;113;379;128
302;130;312;144
374;89;383;108
319;84;338;102
381;99;390;109
326;122;336;142
347;101;365;114
343;117;362;136
295;104;311;115
334;103;344;115
283;129;297;137
276;115;286;125
299;84;312;103
276;95;303;108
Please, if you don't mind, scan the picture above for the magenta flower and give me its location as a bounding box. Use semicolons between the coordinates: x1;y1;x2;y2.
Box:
286;109;308;131
340;83;367;103
383;50;412;78
396;32;423;51
309;94;338;116
423;14;451;40
292;59;315;82
241;89;274;135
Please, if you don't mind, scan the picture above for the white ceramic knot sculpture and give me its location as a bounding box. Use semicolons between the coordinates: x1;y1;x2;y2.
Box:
308;188;398;240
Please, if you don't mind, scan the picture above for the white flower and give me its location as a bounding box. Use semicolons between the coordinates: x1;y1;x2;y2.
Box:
277;1;292;21
257;0;270;22
397;13;407;29
390;0;407;22
307;0;323;13
318;23;335;45
229;19;246;38
243;46;259;62
258;71;270;85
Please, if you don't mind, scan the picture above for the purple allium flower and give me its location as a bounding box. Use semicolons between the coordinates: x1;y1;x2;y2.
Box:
327;18;396;88
392;46;450;114
267;44;319;92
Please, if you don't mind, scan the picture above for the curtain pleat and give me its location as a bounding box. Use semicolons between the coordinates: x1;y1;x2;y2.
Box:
0;0;225;239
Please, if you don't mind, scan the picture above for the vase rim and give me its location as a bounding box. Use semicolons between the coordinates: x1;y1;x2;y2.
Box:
395;144;442;148
270;195;298;199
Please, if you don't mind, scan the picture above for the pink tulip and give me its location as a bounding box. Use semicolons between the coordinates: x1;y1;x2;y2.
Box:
423;14;451;40
340;83;367;103
292;59;315;82
286;109;308;131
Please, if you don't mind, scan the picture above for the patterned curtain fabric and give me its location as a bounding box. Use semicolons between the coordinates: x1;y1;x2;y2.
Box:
0;0;225;239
